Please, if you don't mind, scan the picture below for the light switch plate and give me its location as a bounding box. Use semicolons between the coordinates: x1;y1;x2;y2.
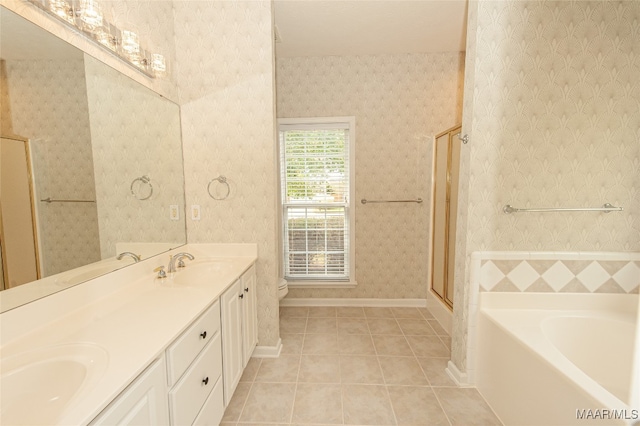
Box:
191;205;201;221
169;205;179;221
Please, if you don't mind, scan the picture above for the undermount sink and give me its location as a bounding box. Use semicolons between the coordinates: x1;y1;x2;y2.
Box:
167;260;235;286
0;343;108;425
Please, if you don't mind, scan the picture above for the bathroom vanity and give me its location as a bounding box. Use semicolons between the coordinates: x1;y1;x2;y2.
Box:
0;244;258;425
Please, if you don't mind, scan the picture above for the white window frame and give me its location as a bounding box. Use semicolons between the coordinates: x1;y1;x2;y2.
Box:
278;117;356;288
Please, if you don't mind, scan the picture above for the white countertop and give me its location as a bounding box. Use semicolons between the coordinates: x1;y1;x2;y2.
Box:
0;244;257;425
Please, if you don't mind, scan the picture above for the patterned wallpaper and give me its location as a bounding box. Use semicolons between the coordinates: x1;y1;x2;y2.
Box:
173;0;280;347
277;52;465;299
84;55;186;259
1;58;101;276
0;0;178;101
451;0;640;372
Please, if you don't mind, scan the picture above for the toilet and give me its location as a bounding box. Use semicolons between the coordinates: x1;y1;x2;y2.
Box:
278;279;289;300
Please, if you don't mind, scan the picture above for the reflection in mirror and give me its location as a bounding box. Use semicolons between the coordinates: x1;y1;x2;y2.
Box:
0;6;186;312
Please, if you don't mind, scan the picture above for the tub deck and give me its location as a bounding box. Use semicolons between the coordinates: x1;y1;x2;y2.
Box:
476;293;638;426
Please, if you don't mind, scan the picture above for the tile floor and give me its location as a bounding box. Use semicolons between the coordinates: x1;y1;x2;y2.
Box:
221;306;502;426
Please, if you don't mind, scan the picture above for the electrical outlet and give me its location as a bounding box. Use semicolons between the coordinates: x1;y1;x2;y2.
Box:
169;205;179;221
191;205;201;221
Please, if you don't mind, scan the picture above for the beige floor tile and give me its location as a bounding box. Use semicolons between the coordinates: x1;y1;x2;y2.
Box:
391;307;423;319
439;335;451;350
292;383;343;424
396;318;436;335
222;382;252;422
336;307;365;317
371;334;414;356
337;318;370;335
388;386;449;425
238;422;290;426
435;387;502;425
367;318;402;335
298;355;341;383
406;335;449;357
255;355;300;382
340;355;384;384
239;382;296;423
416;357;457;387
306;317;338;333
418;307;435;319
281;316;308;334
281;307;309;318
428;319;449;336
303;333;340;355
363;307;395;318
281;333;305;354
308;306;338;317
337;334;376;355
240;357;262;382
378;356;429;385
342;384;395;425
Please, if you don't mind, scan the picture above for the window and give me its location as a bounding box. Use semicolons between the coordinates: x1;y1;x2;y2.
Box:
279;117;355;285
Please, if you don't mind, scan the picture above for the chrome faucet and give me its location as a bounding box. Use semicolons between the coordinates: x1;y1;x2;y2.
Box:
117;252;141;262
168;252;194;273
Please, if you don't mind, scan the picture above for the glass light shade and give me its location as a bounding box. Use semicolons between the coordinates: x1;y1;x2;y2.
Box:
151;54;166;75
121;30;140;55
96;22;119;52
79;0;103;31
96;29;116;51
48;0;75;24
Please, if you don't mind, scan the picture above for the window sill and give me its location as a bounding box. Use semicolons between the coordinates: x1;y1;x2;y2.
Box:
286;280;358;289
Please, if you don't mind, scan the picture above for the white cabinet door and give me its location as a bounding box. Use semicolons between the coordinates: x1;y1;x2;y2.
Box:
241;266;258;367
91;357;169;426
221;279;243;406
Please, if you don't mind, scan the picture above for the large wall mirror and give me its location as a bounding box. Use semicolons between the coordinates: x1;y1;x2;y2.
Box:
0;6;187;312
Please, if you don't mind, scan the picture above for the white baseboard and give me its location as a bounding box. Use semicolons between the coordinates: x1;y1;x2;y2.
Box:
280;298;427;308
446;360;471;387
252;338;282;358
426;290;453;335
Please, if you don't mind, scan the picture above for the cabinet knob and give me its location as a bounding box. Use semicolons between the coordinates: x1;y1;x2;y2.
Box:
200;331;207;339
244;287;249;293
239;294;244;299
202;377;209;385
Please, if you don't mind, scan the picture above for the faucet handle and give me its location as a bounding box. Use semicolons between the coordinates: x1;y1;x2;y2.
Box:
154;266;167;279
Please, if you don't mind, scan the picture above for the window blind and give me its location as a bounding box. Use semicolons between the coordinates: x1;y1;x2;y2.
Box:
280;125;351;280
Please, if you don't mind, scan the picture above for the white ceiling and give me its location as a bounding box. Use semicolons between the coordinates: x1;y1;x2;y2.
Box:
274;0;468;58
0;8;81;61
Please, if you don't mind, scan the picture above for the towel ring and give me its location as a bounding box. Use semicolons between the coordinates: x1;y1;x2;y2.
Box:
207;175;231;200
130;175;153;200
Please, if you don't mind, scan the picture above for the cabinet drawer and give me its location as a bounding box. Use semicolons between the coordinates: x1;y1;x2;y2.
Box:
169;332;222;426
192;375;224;426
167;301;220;385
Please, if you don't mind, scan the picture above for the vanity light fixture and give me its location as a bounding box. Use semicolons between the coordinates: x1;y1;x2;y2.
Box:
26;0;168;78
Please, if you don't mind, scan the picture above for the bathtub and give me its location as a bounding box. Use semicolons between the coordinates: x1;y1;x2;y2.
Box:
476;293;638;426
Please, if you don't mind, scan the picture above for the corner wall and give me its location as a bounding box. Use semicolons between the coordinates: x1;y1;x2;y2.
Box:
452;0;640;373
173;0;280;346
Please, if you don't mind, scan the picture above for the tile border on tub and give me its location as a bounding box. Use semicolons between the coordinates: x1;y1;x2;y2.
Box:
475;252;640;294
464;251;640;386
